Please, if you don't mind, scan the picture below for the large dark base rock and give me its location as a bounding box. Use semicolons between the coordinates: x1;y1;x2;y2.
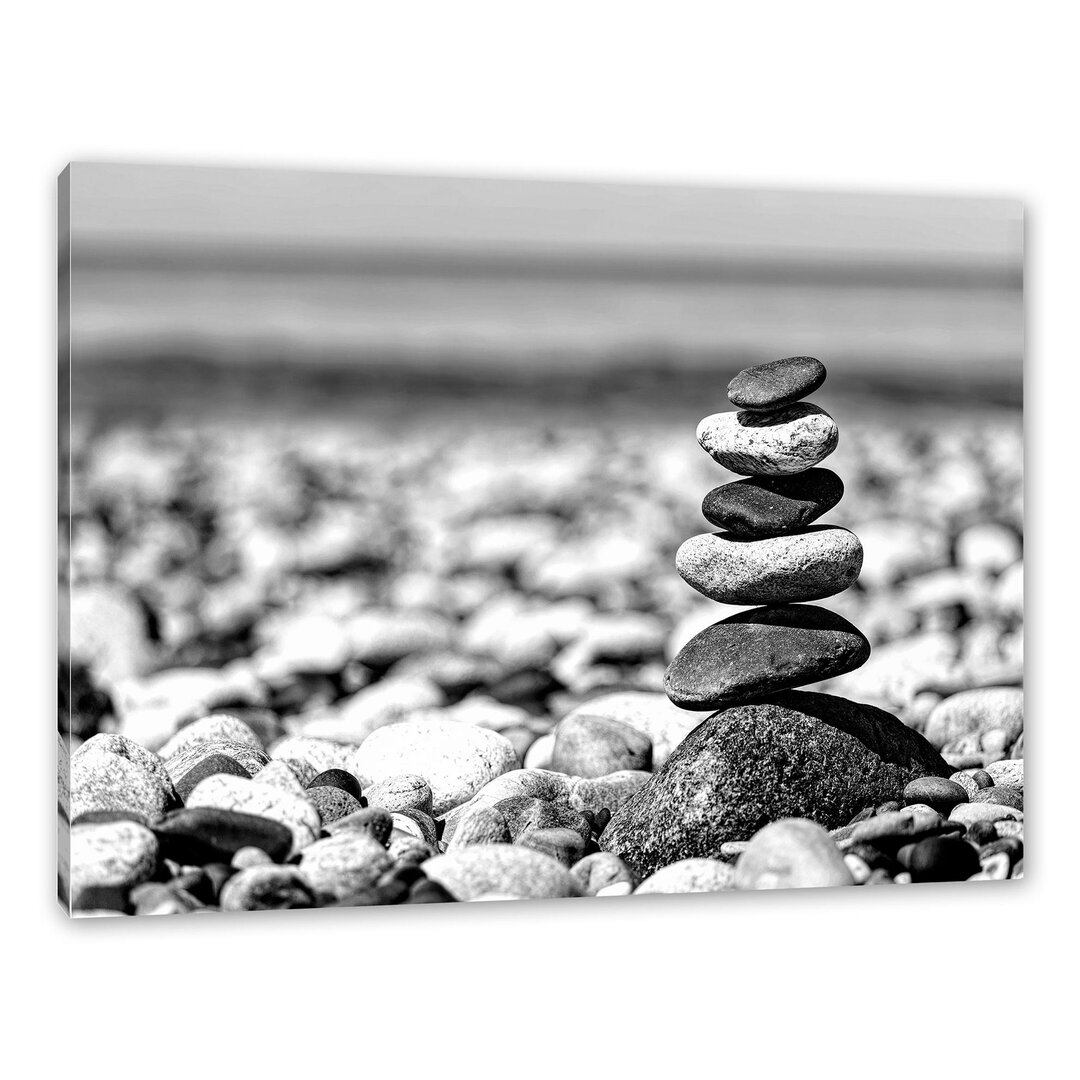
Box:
600;691;950;877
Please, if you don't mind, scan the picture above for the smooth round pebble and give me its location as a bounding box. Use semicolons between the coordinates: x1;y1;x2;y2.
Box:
676;527;862;606
902;776;969;815
701;469;844;537
734;819;854;890
727;356;827;411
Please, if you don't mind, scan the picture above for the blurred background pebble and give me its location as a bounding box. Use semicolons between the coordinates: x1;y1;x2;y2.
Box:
59;164;1022;772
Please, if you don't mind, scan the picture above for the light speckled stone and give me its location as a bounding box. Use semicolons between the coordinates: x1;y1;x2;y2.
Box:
568;771;651;815
298;831;393;901
158;714;265;758
560;692;701;768
362;774;434;816
73;734;176;804
268;736;352;780
70;820;159;909
924;687;1024;752
423;844;583;900
253;759;309;798
985;759;1024;790
734;819;854;890
185;773;320;854
676;527;863;606
448;804;512;848
71;751;171;823
570;851;636;895
635;858;735;894
350;719;517;816
219;865;316;910
949;802;1023;826
696;403;838;476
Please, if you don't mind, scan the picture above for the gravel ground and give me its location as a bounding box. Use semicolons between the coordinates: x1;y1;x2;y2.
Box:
58;399;1023;913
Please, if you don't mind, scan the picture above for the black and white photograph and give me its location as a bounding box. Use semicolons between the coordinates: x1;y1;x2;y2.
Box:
59;162;1023;914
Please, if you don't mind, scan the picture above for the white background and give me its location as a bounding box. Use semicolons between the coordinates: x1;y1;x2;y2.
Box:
3;2;1075;1073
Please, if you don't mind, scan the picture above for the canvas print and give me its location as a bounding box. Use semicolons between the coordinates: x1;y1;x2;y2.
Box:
58;164;1023;915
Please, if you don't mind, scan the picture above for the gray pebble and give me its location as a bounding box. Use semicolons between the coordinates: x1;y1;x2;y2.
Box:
70;820;159;910
696;404;839;476
635;858;735;894
219;865;316;911
298;831;393;902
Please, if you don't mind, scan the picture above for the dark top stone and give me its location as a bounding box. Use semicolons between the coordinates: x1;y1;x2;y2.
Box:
701;469;844;537
153;807;293;865
664;605;871;710
600;690;950;878
307;768;363;801
727;356;827;411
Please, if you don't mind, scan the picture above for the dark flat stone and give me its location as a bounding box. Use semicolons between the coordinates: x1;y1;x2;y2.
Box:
664;605;870;710
903;776;969;814
174;753;251;802
701;469;844;537
307;768;363;801
600;691;950;878
905;835;981;882
153;807;293;865
727;356;827;411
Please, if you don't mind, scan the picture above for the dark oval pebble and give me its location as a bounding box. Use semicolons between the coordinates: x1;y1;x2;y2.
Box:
727;356;827;411
325;806;394;846
153;807;293;865
906;836;982;883
701;469;844;537
307;786;364;826
407;879;457;904
972;786;1023;810
174;753;251;803
969;769;995;790
516;826;586;867
665;604;870;710
903;776;969;815
307;769;363;801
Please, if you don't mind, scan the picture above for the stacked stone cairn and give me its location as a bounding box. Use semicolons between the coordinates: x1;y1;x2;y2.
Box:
600;358;964;884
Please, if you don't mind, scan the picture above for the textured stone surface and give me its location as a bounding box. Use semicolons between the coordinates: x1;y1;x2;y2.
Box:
73;734;178;805
493;796;591;842
326;806;395;845
697;404;838;476
568;771;651;815
423;844;583;900
362;774;434;816
219;865;316;910
635;857;736;894
701;469;844;537
664;604;870;709
307;768;363;801
307;786;365;825
733;819;853;890
448;804;512;848
676;527;863;605
158;714;265;759
516;826;587;866
70;820;159;910
71;751;172;823
550;714;652;777
727;356;827;411
298;831;393;901
600;691;950;877
350;720;517;816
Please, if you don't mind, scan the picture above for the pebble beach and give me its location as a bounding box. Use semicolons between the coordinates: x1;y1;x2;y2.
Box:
59;365;1024;914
